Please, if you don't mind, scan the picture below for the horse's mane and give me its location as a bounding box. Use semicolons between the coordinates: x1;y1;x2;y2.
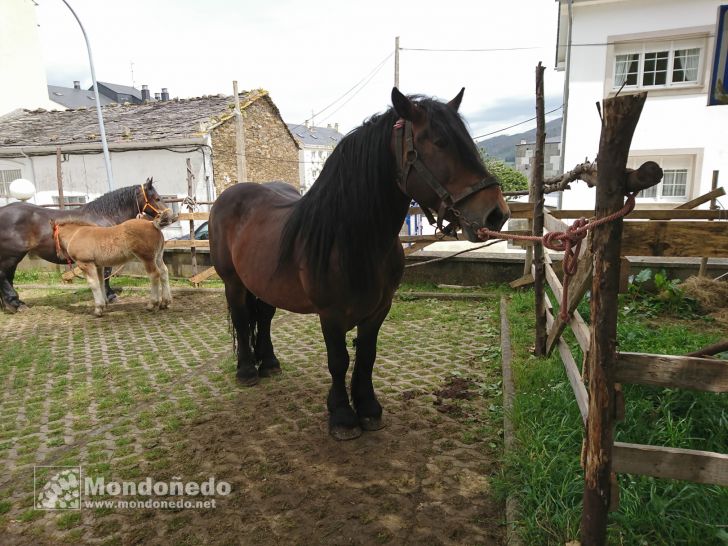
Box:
279;108;401;292
81;185;139;218
279;96;487;293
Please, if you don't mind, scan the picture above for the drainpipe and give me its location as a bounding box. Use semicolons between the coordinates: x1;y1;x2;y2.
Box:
557;0;574;210
61;0;114;191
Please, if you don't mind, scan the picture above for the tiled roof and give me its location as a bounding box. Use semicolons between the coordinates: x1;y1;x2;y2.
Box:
286;124;343;147
0;90;270;147
96;81;143;101
48;85;116;109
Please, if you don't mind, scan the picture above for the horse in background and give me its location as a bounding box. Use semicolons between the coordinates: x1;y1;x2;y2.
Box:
210;88;510;440
0;177;168;313
53;209;176;317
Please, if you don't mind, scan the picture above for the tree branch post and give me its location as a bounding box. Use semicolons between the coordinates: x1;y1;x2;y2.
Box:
581;92;647;545
533;62;547;356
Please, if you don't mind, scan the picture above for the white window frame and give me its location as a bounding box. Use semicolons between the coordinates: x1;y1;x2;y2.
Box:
613;38;706;91
605;27;714;97
627;151;701;205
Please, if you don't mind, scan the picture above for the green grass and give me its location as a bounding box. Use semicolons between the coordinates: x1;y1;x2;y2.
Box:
498;289;728;546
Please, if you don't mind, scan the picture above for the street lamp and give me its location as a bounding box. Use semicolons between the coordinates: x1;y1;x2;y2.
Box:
60;0;114;191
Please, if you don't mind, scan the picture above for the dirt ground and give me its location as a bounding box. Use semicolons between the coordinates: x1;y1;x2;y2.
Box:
0;287;505;545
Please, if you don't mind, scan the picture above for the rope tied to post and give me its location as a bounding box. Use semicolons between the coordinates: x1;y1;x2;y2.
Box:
477;191;638;322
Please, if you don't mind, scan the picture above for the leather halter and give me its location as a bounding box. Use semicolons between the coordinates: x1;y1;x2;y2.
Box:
138;184;167;218
394;119;500;233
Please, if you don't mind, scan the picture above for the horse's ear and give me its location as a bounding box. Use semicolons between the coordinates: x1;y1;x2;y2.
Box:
447;88;465;112
144;177;153;189
392;87;423;122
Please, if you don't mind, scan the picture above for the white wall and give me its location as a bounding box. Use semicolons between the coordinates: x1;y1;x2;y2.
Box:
0;146;213;236
0;0;60;114
561;0;727;210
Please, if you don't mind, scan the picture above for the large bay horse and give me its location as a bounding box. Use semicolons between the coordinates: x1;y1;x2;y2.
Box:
0;178;167;313
210;88;510;440
53;209;175;317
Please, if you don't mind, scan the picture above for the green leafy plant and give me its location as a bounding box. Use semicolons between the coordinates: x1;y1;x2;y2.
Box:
478;150;528;193
624;268;698;317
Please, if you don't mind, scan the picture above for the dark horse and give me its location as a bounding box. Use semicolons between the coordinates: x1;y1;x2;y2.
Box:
0;177;167;313
210;88;510;440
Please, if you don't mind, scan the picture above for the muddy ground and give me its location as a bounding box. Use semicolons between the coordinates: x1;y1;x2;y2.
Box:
0;288;505;545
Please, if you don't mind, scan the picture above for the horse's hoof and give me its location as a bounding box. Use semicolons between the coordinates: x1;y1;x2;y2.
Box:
4;305;18;314
236;372;260;387
93;309;104;318
17;302;29;312
330;425;363;441
107;293;118;303
359;416;385;431
258;362;282;377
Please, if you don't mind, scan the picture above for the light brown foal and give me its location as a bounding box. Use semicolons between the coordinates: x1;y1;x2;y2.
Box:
54;210;175;317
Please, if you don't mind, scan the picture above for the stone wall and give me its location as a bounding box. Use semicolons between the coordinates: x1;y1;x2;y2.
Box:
210;95;299;195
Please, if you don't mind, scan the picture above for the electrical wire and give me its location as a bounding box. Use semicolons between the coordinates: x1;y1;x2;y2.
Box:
473;105;563;140
288;52;394;133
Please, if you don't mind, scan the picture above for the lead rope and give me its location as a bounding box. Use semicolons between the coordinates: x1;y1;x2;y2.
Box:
475;192;638;321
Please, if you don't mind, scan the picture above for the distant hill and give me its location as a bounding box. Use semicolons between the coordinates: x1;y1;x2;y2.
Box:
477;117;562;164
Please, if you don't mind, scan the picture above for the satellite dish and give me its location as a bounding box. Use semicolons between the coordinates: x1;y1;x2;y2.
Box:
9;178;35;201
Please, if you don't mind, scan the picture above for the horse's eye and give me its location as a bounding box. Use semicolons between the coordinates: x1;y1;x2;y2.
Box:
433;137;447;148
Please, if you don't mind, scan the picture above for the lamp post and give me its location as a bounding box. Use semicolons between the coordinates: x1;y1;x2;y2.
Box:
60;0;114;191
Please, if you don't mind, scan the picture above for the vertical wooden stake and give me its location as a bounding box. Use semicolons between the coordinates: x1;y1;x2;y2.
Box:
581;92;646;546
186;158;198;277
698;170;719;277
533;62;547;356
56;146;65;210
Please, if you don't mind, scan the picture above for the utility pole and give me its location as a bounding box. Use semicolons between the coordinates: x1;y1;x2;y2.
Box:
233;80;247;183
394;36;400;88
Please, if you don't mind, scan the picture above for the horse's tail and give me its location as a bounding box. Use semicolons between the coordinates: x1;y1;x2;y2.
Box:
153;209;177;229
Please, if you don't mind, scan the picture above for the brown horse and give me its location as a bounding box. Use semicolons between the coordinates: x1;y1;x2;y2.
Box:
53;209;175;317
0;178;168;313
210;88;510;440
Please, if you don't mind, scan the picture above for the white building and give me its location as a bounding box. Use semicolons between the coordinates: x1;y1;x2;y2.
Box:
556;0;728;210
286;123;343;193
0;0;60;114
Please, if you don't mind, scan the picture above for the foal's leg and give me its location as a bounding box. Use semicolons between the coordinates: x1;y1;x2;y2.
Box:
254;299;281;377
156;253;171;309
224;281;259;386
321;316;361;440
351;305;390;431
143;259;162;311
79;263;106;317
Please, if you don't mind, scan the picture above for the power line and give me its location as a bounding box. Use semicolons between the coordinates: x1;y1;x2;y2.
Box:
289;52;394;133
402;46;542;52
473;105;563;140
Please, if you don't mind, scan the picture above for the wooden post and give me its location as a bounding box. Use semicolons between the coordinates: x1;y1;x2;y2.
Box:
580;92;647;545
533;62;547;356
233;80;247;183
56;146;65;210
186;158;198;277
394;36;400;88
698;170;719;277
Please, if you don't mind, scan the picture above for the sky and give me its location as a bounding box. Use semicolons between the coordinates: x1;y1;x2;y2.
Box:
35;0;565;139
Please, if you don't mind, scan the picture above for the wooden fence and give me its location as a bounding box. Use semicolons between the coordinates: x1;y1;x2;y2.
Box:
515;91;728;544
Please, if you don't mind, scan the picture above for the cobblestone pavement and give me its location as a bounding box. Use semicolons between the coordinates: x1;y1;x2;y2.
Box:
0;288;505;545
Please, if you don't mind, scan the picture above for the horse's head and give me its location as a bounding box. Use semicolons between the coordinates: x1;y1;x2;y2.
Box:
391;88;510;242
136;177;169;218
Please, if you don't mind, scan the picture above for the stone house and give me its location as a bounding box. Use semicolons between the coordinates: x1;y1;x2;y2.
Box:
0;89;300;236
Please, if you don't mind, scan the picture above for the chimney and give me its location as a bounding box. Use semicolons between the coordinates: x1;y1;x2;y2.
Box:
73;81;80;90
335;123;339;133
161;87;170;101
154;92;161;100
141;84;151;101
